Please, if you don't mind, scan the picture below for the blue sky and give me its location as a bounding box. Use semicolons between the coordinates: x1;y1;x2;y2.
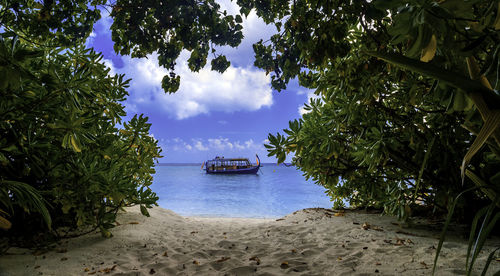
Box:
87;2;315;163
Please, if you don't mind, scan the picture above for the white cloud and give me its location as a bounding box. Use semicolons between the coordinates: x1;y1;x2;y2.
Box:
163;137;263;153
218;0;240;15
245;139;255;148
234;141;246;150
193;140;209;151
208;138;233;150
157;136;275;162
160;137;196;152
111;52;273;119
90;2;276;120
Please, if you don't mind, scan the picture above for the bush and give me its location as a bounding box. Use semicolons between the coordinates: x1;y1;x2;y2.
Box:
0;36;161;238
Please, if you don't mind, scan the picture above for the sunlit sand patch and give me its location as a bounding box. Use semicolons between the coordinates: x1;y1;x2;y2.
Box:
1;206;499;275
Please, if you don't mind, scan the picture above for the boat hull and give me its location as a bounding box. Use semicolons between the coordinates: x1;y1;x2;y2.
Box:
206;166;259;174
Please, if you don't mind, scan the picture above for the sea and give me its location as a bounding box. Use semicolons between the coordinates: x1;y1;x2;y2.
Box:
150;163;333;218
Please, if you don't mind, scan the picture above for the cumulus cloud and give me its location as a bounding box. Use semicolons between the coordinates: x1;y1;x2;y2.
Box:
209;138;234;150
88;1;277;120
160;137;195;152
193;140;209;151
157;137;279;162
89;2;277;120
163;137;263;152
107;52;273;119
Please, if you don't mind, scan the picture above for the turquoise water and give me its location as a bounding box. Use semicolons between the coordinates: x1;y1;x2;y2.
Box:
151;163;333;218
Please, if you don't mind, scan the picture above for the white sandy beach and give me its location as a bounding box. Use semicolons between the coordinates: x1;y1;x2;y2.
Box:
1;206;499;276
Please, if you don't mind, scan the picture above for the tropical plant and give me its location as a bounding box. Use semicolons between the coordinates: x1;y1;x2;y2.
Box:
251;0;500;274
0;0;244;238
0;0;246;240
0;35;161;237
1;0;499;273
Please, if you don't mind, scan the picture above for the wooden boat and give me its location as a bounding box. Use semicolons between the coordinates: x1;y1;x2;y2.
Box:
202;155;261;174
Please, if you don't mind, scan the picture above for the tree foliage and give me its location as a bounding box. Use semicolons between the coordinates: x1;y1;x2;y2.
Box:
2;3;499;270
110;0;244;93
0;0;245;239
0;2;161;238
1;0;245;93
258;0;500;218
0;0;105;47
253;1;500;272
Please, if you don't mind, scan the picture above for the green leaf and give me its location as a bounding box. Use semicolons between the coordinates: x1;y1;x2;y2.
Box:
100;226;113;238
13;48;44;62
1;144;17;152
466;205;489;270
495;2;500;30
0;35;161;239
480;247;500;276
364;51;500;110
413;137;435;202
102;222;116;229
461;111;500;183
432;186;479;275
407;25;432;58
372;0;402;10
70;134;82;153
420;34;437;62
140;205;150;217
1;180;52;230
0;213;11;230
0;152;7;163
490;171;500;184
465;170;498;207
468;207;500;274
161;74;180;93
211;55;230;73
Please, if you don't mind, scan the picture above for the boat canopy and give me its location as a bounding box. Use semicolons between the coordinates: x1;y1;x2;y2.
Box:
203;155;260;174
206;157;251;166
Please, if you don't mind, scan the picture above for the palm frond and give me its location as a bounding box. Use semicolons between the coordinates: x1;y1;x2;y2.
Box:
0;180;52;229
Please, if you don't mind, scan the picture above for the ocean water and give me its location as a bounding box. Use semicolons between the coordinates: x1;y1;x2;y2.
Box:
150;163;333;218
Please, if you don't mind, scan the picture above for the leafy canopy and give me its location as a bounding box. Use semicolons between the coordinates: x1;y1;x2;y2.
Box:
243;0;500;215
2;1;499;261
0;2;161;238
251;2;499;272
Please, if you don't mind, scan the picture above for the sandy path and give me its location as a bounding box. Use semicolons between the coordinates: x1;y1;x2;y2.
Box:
0;206;499;275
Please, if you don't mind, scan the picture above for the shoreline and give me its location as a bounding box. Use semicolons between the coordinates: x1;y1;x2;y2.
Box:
178;214;280;220
1;206;499;275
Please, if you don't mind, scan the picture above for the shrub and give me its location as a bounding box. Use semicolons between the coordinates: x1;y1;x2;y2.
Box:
0;36;161;238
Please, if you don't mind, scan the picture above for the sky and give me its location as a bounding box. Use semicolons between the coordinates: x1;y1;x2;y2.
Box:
87;1;315;163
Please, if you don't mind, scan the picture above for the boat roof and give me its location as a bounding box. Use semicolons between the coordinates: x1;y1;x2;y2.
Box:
207;157;250;162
